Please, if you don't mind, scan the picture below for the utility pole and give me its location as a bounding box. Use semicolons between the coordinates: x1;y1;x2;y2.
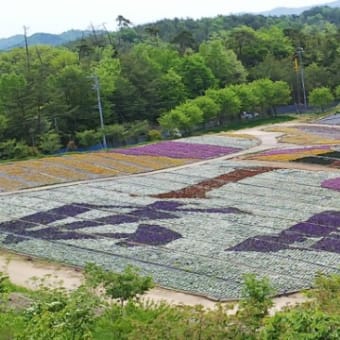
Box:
296;47;307;109
23;25;30;71
93;75;107;149
293;55;301;113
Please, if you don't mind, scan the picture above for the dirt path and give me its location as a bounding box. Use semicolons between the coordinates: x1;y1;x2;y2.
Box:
0;250;307;313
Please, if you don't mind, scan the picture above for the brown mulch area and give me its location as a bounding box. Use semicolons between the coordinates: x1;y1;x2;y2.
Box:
153;167;275;199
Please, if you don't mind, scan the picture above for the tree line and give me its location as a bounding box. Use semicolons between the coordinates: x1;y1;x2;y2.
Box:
0;7;339;158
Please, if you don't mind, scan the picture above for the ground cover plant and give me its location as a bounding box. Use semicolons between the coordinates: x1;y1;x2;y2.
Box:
0;160;339;299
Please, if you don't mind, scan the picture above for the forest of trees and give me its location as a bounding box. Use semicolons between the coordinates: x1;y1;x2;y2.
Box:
0;6;339;158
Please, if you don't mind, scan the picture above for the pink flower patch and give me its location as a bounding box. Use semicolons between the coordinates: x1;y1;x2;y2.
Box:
321;178;340;192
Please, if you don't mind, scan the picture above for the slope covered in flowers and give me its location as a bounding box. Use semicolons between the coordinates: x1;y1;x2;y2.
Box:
0;135;256;192
0;160;339;299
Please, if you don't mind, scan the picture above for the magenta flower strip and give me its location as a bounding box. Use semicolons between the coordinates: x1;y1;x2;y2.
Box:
112;141;241;159
321;178;340;192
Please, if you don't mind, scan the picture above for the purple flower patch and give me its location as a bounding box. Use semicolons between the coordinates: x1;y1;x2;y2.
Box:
99;224;182;246
0;200;246;247
311;235;340;253
22;204;91;224
111;141;241;159
321;178;340;192
227;211;340;254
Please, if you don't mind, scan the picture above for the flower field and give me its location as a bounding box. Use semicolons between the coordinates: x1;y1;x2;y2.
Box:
0;159;339;299
0;135;256;193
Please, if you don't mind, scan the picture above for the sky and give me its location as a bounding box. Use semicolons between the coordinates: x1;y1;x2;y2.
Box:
1;0;330;38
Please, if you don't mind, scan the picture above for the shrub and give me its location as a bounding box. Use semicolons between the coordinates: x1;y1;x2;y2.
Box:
0;140;38;160
76;129;102;147
39;131;62;154
148;129;162;141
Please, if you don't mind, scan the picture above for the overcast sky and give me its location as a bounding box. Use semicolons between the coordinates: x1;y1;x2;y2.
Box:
1;0;329;38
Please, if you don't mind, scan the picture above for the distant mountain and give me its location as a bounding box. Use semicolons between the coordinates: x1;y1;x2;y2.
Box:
0;30;94;51
261;0;340;16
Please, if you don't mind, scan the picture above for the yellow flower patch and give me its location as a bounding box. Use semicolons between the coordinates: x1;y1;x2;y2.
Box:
0;176;27;191
46;157;119;176
0;164;58;185
76;153;143;174
23;159;89;181
108;153;193;170
0;152;194;192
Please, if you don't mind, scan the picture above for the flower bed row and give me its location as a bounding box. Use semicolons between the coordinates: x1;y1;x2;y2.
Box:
246;146;340;168
317;113;340;126
0;135;255;192
297;125;340;139
112;141;241;159
176;134;258;149
264;125;340;145
245;146;332;162
0;163;339;298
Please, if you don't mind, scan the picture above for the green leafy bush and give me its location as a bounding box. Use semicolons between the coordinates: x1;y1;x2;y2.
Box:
39;131;62;154
0;140;39;160
148;129;162;141
76;129;102;147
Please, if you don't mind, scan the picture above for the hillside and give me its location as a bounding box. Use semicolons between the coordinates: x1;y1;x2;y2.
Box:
261;0;340;16
1;2;340;50
0;29;94;50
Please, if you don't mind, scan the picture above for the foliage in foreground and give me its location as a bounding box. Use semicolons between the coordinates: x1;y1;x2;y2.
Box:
0;267;340;339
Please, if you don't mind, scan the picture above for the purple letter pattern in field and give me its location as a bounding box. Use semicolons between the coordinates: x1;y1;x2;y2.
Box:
227;211;340;254
0;201;245;247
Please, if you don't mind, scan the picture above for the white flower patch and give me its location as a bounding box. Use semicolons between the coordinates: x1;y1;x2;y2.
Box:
89;179;168;196
80;222;139;235
49;217;82;228
168;159;245;178
268;169;340;185
176;135;257;149
226;181;340;211
164;167;235;183
0;196;60;221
